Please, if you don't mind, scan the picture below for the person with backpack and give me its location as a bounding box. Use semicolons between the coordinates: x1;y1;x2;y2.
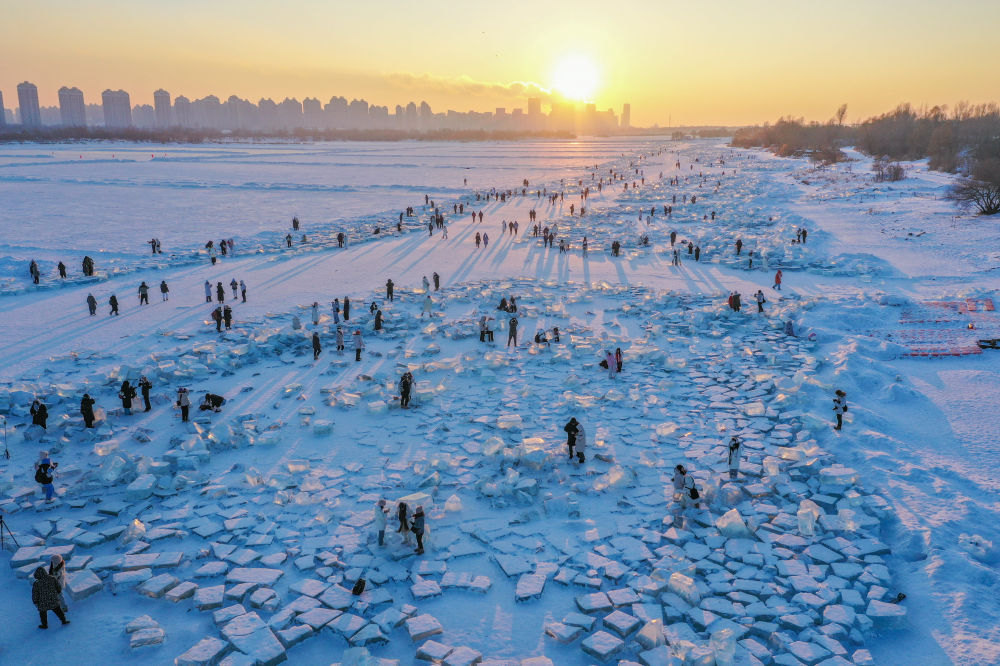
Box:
755;289;766;313
30;399;48;429
119;380;136;415
672;464;699;509
160;280;169;301
32;566;69;629
727;436;742;480
139;376;153;412
312;332;322;360
80;393;96;428
411;506;426;554
176;387;190;422
833;390;848;430
34;452;57;502
373;499;388;547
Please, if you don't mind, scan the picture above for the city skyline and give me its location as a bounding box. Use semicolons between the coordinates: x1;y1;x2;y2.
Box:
0;80;632;134
1;1;998;127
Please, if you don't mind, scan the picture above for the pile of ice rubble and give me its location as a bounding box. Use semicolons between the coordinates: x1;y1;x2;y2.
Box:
0;281;904;665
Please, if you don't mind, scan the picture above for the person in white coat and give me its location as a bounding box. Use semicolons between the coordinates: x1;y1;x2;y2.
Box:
204;280;212;303
373;499;388;546
422;275;430;292
311;302;320;326
727;436;742;480
336;326;345;355
353;329;364;362
605;351;617;379
833;389;847;430
421;295;433;318
574;422;587;463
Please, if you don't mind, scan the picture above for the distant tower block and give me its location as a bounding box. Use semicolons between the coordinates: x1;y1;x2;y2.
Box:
621;103;631;130
154;89;172;127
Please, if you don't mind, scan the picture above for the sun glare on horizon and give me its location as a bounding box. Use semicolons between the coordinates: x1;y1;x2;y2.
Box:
551;54;599;103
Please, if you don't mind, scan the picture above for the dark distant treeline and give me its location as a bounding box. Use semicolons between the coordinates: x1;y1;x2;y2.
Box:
0;126;575;144
733;103;1000;215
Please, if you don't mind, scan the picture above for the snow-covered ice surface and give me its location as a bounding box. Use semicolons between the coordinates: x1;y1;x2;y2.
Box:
0;138;997;665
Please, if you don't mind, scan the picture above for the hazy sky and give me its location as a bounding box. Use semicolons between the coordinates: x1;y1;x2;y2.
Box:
2;0;998;126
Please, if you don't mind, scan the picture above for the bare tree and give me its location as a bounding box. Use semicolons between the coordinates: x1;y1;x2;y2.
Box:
948;179;1000;215
835;104;848;127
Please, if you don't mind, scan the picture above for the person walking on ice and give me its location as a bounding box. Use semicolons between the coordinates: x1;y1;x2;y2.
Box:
138;282;150;305
176;387;190;422
336;326;345;355
160;280;169;301
386;279;394;302
755;289;766;313
833;390;848;430
34;452;57;502
773;269;782;291
399;370;413;408
80;393;96;428
240;280;247;302
230;278;238;299
507;315;518;347
108;294;119;316
312;332;322;360
87;293;97;316
727;436;742;480
32;566;69;629
422;275;430;292
311;302;320;326
421;295;433;318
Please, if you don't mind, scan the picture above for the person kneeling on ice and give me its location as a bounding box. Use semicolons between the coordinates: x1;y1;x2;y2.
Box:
34;452;58;502
199;393;225;412
672;464;699;509
727;436;742;480
534;330;548;345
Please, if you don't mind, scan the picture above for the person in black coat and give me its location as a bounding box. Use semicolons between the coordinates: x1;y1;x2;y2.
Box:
139;376;152;412
507;316;518;347
312;332;322;360
87;293;97;316
564;417;579;460
343;297;351;321
411;506;426;554
374;309;383;331
119;380;136;415
109;294;119;316
399;371;413;408
80;393;96;428
30;399;48;429
216;282;225;303
32;567;69;628
58;262;67;278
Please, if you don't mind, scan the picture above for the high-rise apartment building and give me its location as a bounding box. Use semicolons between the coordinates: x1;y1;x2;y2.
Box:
17;81;41;127
58;86;87;126
102;89;133;128
153;89;172;127
0;90;6;128
173;96;192;127
621;103;631;130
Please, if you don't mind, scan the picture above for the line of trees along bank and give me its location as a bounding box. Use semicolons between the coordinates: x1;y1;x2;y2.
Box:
732;103;1000;216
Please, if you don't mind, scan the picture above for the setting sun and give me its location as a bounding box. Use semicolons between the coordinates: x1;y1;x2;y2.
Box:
551;54;599;103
